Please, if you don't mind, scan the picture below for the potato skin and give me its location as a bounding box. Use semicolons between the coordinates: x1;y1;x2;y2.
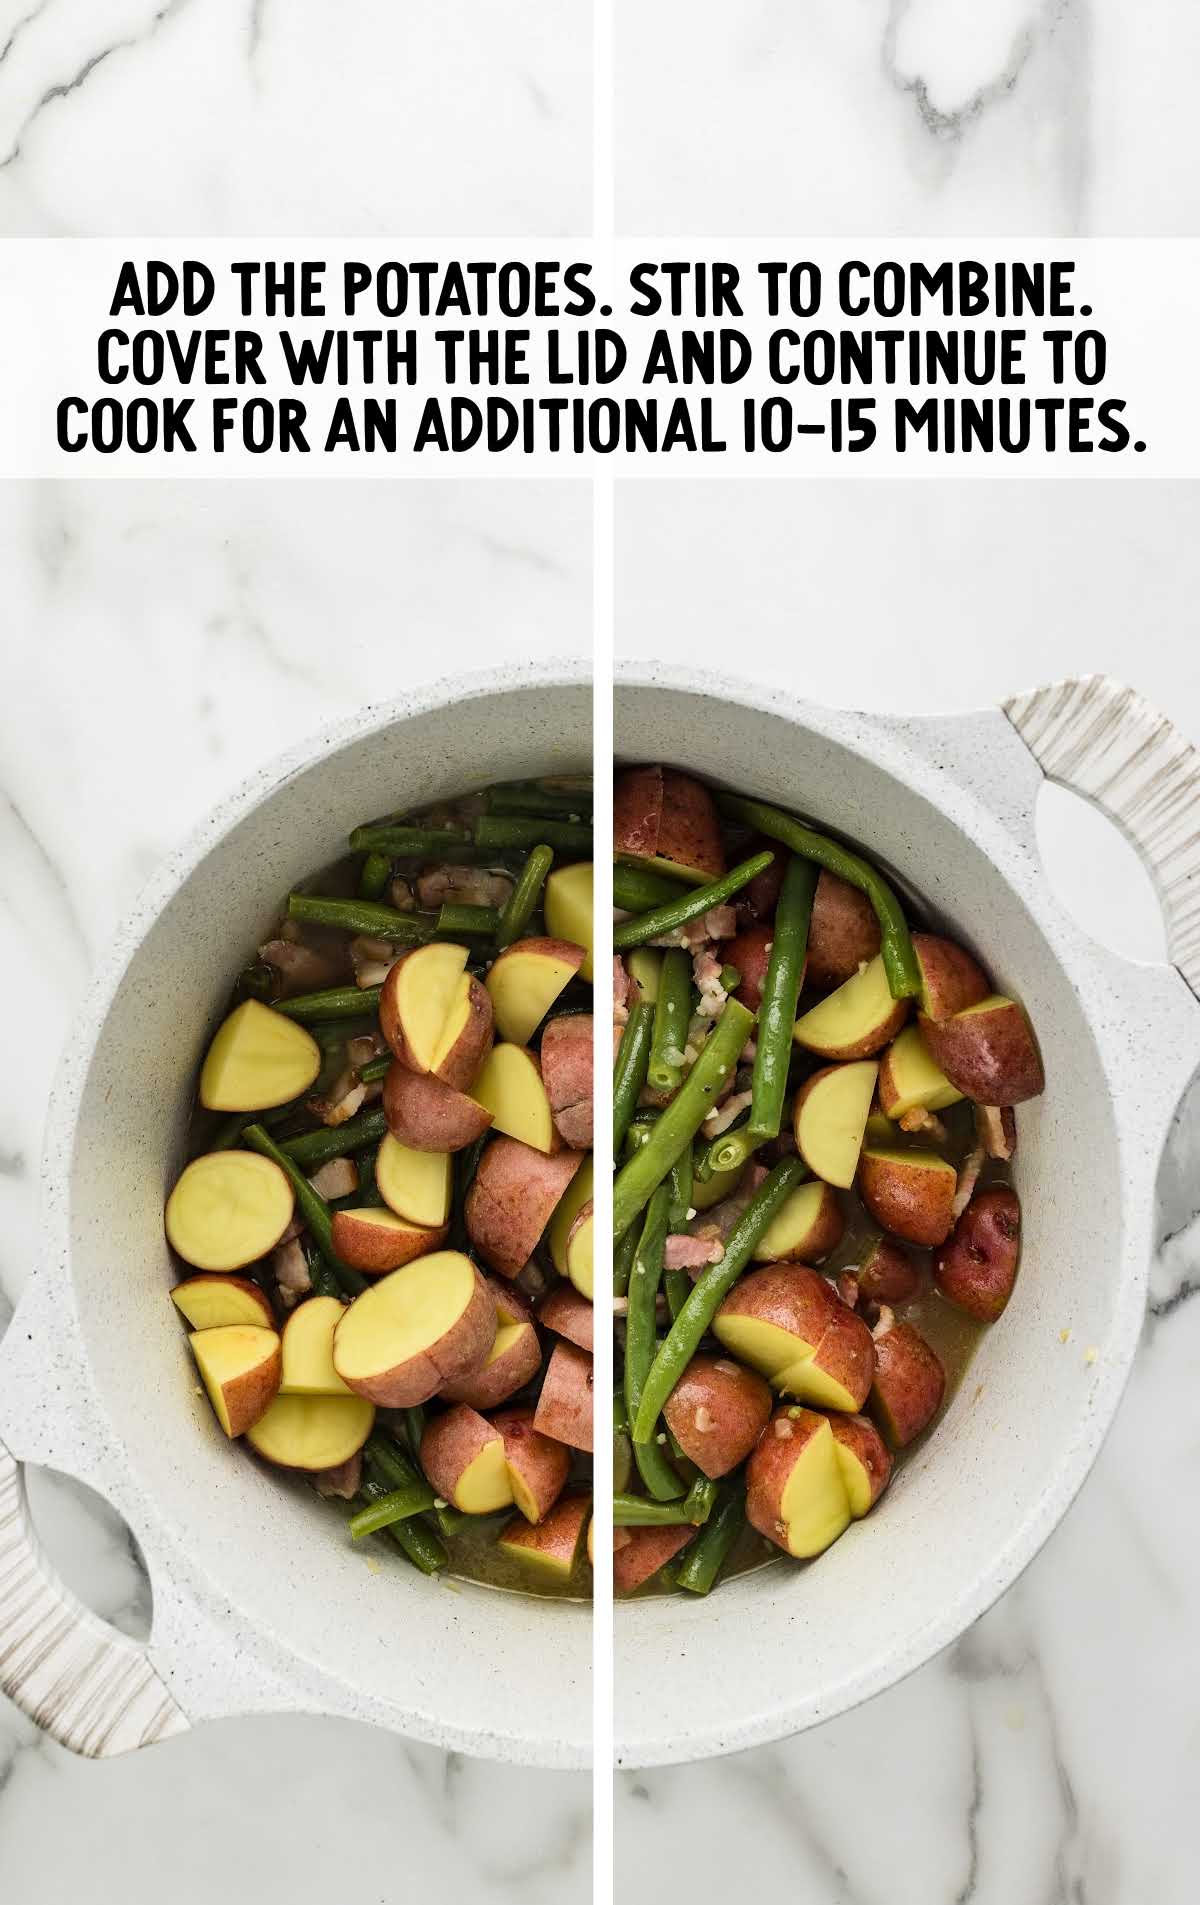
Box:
744;1407;833;1553
465;1137;585;1278
919;1001;1044;1106
612;1524;695;1594
435;975;495;1093
827;1413;893;1514
419;1404;501;1503
439;1304;542;1410
724;925;775;1014
716;1264;875;1412
540;1014;594;1149
657;769;726;880
382;1061;492;1152
330;1207;449;1275
806;870;881;989
857;1236;920;1306
333;1262;495;1407
858;1150;957;1248
870;1321;946;1448
663;1353;773;1478
912;934;990;1021
934;1185;1021;1321
735;839;787;923
492;1405;571;1522
532;1339;593;1451
538;1280;595;1352
612;764;663;862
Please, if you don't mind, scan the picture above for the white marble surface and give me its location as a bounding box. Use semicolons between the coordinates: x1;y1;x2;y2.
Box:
615;479;1200;1903
0;479;592;1902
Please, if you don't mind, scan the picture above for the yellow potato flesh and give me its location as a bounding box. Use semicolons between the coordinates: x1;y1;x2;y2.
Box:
246;1393;375;1470
171;1278;271;1330
690;1163;742;1212
506;1465;541;1524
625;949;662;1004
199;1000;321;1111
545;863;594;982
485;1321;527;1368
752;1183;836;1263
281;1295;352;1396
794;955;896;1055
880;1025;962;1117
332;1251;480;1385
469;1044;555;1153
375;1134;452;1227
713;1316;858;1412
395;943;469;1069
549;1156;594;1276
455;1437;514;1514
429;972;472;1072
487;946;579;1045
794;1060;878;1189
778;1419;852;1558
165;1150;293;1272
833;1440;873;1519
566;1210;594;1300
190;1325;280;1436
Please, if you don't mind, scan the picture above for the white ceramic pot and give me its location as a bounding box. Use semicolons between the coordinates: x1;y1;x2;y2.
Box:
0;661;593;1768
612;667;1200;1766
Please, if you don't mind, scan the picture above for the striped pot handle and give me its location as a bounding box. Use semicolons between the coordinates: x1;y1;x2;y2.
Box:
0;1439;189;1756
1004;675;1200;999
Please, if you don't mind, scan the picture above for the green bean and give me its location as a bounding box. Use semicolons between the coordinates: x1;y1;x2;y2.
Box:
748;855;817;1140
612;999;755;1241
209;1111;252;1150
474;814;592;855
450;1133;489;1250
358;1053;392;1085
624;1193;686;1502
274;986;384;1023
358;851;392;900
613;1221;639;1299
301;1234;341;1300
699;1121;761;1179
496;844;554;949
613;1000;654;1156
242;1123;364;1290
612;852;775;952
349;1482;437;1538
718;793;920;1000
667;1148;693;1229
663;1272;690;1322
436;903;501;938
354;1147;386;1209
647;949;691;1094
719;963;741;993
356;1477;447;1574
676;1482;746;1594
613;1391;634;1493
280;1108;388;1169
613;862;690;912
489;786;592;820
234;962;277;1004
613;1477;716;1527
364;1430;423;1493
349;825;471;857
434;1502;468;1538
403;1407;427;1461
286;895;433;942
632;1157;808;1444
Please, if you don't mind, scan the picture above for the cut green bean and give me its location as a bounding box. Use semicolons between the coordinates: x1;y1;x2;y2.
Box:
613;862;690;913
699;1121;762;1179
356;1477;447;1574
717;793;920;1000
301;1233;341;1300
632;1157;808;1444
676;1482;746;1594
612;999;755;1241
647;949;691;1095
364;1430;423;1493
667;1148;693;1230
434;1502;468;1538
349;825;471;856
234;963;277;1004
613;1477;716;1527
612;852;775;952
209;1111;252;1150
613;1221;639;1299
358;851;392;900
403;1407;427;1462
489;786;592;820
474;814;592;855
624;1189;686;1502
274;985;384;1023
349;1482;437;1538
358;1053;392;1085
286;894;433;943
496;844;554;949
613;1000;654;1156
748;855;817;1140
242;1122;364;1290
354;1147;386;1208
281;1108;388;1170
436;902;501;938
664;1271;690;1322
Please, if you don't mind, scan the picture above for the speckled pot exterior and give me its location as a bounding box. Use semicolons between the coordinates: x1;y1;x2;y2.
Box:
614;666;1200;1768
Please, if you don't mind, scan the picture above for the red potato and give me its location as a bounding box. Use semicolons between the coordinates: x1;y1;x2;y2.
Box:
440;1279;543;1408
912;933;990;1021
379;943;493;1089
485;937;585;1046
465;1136;585;1278
613;764;725;883
793;956;909;1061
381;1061;492;1153
499;1492;590;1579
171;1274;275;1332
724;925;775;1014
540;1014;594;1149
752;1180;844;1264
858;1147;958;1248
792;1061;877;1189
663;1353;773;1478
330;1206;448;1275
919;997;1045;1106
538;1281;595;1352
714;1264;875;1413
870;1320;946;1447
734;839;787;923
420;1405;513;1514
612;1524;695;1595
827;1413;893;1516
533;1339;593;1451
745;1408;852;1559
189;1324;282;1438
246;1392;375;1471
492;1406;571;1522
806;870;882;989
856;1236;920;1306
934;1185;1021;1322
432;975;495;1092
332;1251;496;1407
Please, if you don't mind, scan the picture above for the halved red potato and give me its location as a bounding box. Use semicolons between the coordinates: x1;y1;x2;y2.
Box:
751;1180;844;1264
934;1185;1021;1321
745;1408;852;1559
548;1155;594;1278
734;842;786;923
280;1295;353;1396
190;1324;281;1437
806;871;881;990
612;1524;695;1594
330;1205;448;1275
166;1150;294;1272
533;1339;593;1451
713;1264;875;1412
858;1146;958;1248
420;1405;514;1514
724;925;775;1014
486;938;585;1045
466;1137;585;1278
870;1321;946;1447
332;1251;495;1407
499;1492;590;1579
246;1391;375;1470
537;1281;594;1352
199;999;321;1111
431;975;494;1092
540;1014;594;1149
492;1406;571;1523
919;997;1045;1105
877;1025;962;1120
912;933;990;1021
663;1353;773;1478
793;955;909;1060
792;1060;877;1188
544;863;594;982
380;943;494;1089
827;1412;893;1516
171;1274;274;1331
469;1044;556;1153
382;1061;492;1153
856;1236;920;1306
441;1279;543;1408
613;764;725;884
374;1134;452;1229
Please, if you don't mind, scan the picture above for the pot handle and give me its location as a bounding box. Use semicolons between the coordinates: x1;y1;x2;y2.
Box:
0;1436;189;1756
1003;674;1200;1000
